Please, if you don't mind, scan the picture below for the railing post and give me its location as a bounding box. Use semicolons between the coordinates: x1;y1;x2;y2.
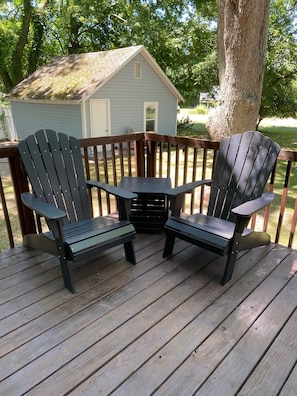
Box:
134;136;146;177
9;153;36;236
145;133;157;177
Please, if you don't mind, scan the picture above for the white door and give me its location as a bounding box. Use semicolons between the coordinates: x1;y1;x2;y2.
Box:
90;99;110;137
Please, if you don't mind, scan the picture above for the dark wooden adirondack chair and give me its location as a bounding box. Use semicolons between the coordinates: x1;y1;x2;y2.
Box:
18;129;137;293
163;131;281;285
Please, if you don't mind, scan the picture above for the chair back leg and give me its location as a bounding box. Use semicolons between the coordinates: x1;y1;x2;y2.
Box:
163;231;176;257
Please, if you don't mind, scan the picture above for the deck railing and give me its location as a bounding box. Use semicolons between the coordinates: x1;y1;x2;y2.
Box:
0;132;296;250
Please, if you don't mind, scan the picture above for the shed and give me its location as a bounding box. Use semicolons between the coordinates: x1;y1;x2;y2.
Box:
9;45;183;140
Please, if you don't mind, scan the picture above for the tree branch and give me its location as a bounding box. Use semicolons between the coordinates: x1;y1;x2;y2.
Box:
0;68;13;92
27;0;52;75
12;0;33;85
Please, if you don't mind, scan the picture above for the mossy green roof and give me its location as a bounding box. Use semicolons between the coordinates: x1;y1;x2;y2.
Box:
9;46;144;101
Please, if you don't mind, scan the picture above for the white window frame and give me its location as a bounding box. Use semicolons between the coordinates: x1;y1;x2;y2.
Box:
144;102;158;132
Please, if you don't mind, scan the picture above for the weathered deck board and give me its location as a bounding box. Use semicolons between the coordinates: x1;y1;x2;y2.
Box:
0;234;297;395
238;307;297;395
194;250;297;395
280;362;297;395
142;245;291;395
110;245;291;396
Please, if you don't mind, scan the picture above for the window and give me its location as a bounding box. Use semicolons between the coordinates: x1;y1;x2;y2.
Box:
144;102;158;132
134;62;142;79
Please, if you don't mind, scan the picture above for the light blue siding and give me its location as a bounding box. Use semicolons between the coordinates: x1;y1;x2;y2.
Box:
85;54;178;136
11;101;82;140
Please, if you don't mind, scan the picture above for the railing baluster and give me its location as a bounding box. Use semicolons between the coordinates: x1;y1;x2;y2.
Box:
159;142;163;177
119;142;124;178
92;145;103;217
200;148;208;214
0;174;14;248
126;142;132;176
166;143;171;179
0;134;296;250
183;145;188;185
174;144;179;187
289;197;297;248
111;143;117;185
275;161;292;244
190;148;198;214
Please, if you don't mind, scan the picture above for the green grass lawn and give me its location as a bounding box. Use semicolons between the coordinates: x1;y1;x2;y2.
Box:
177;111;297;150
259;118;297;149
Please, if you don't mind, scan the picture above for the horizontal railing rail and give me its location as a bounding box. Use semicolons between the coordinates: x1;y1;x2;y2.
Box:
0;132;296;250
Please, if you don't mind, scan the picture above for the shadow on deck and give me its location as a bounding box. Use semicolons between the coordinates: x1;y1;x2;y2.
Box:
1;233;297;395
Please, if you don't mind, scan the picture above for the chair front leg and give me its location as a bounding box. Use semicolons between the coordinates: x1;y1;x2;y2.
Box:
163;230;176;257
221;215;249;285
58;254;75;293
221;248;239;285
117;197;133;220
169;194;184;216
48;219;75;293
124;241;136;264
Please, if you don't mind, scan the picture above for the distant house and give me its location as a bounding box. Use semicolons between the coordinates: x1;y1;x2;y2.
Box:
9;45;183;140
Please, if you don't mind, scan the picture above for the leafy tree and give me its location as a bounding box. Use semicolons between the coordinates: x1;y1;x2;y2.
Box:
0;0;215;106
260;0;297;123
0;0;52;90
1;0;296;128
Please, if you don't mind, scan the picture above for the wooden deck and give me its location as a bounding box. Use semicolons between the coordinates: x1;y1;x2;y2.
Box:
1;232;297;395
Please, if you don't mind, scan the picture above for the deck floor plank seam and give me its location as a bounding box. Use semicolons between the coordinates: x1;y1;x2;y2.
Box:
0;235;296;396
0;239;205;386
237;305;297;395
279;359;297;395
0;235;185;345
108;245;290;395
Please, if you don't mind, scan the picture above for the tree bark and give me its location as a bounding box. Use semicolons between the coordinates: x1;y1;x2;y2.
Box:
206;0;270;140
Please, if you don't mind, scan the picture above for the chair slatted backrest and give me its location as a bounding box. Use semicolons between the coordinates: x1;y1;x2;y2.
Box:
18;129;91;224
207;131;280;222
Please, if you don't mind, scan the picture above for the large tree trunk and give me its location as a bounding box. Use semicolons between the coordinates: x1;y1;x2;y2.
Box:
206;0;270;140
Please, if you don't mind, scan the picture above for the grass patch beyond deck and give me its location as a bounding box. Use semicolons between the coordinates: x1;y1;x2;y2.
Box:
178;111;297;150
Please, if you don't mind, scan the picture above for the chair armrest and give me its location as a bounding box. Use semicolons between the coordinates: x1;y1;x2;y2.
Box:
86;181;137;200
164;179;213;197
166;180;213;216
21;192;67;220
232;192;275;218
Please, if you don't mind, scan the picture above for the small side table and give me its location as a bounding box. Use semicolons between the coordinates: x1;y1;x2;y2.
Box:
119;176;172;232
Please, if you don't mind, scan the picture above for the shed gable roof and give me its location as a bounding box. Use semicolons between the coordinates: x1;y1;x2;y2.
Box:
9;45;183;102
